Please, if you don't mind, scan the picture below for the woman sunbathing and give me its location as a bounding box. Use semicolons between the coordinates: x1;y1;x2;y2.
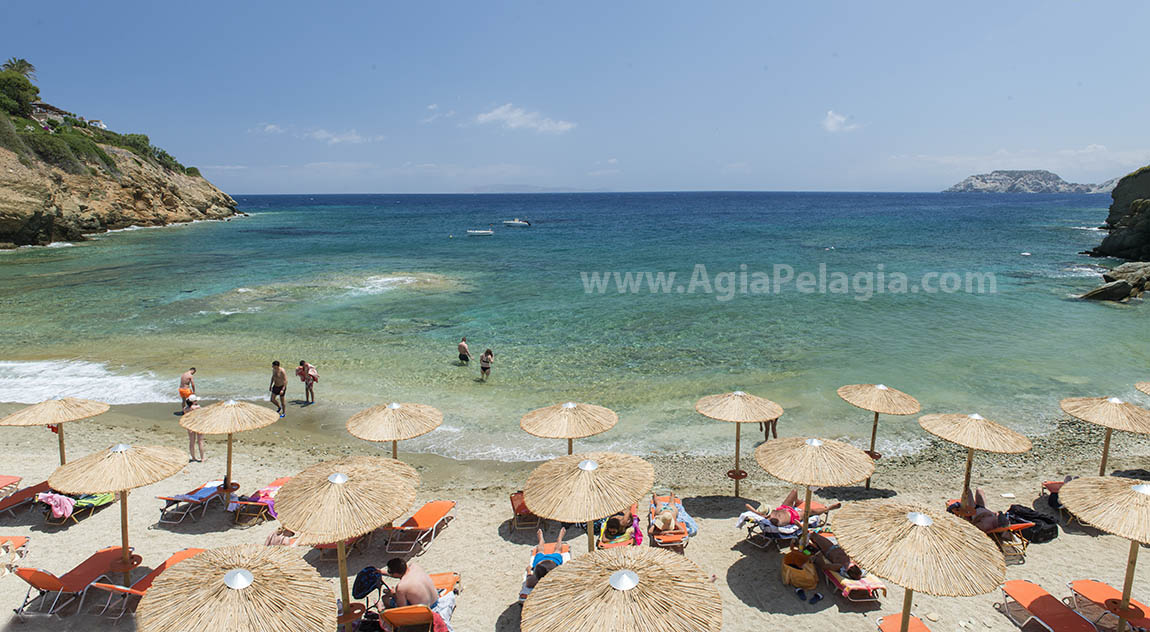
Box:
808;533;864;580
743;490;841;527
599;514;635;546
525;527;566;589
948;487;1010;533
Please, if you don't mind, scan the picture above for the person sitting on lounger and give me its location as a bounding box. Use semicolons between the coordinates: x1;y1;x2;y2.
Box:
599;514;635;546
808;533;864;580
525;527;567;589
264;527;297;546
383;558;456;630
948;487;1011;533
742;490;841;527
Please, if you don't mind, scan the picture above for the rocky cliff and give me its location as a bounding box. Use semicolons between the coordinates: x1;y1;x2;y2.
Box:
0;143;237;247
1088;166;1150;261
943;170;1115;194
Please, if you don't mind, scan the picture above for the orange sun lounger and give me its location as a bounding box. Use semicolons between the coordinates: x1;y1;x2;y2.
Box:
823;567;887;603
87;548;205;619
997;580;1096;632
157;480;240;524
877;614;931;631
1066;579;1150;631
649;495;689;550
1;535;30;557
13;545;136;620
0;475;21;500
510;491;541;530
385;500;456;555
0;481;49;517
382;605;437;630
519;541;571;602
986;522;1034;564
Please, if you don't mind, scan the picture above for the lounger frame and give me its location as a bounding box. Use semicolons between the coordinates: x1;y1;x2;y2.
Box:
510;491;541;531
1065;579;1149;632
995;582;1098;632
157;482;239;525
385;502;456;555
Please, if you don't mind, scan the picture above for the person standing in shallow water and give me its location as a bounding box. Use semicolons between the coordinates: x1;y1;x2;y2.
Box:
458;337;471;365
178;367;196;406
269;361;287;417
479;349;494;381
296;360;317;404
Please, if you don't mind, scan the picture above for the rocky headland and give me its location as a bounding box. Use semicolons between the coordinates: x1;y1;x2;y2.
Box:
943;169;1116;194
1076;165;1150;301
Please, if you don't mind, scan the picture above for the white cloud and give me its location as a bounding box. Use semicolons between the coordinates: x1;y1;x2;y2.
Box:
822;110;859;133
475;103;575;134
587;169;620;177
427;104;439;111
420;107;456;124
303;129;385;145
248;123;284;135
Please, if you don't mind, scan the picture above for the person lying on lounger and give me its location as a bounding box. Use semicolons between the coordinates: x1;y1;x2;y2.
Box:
599;514;635;546
948;487;1011;533
651;505;678;536
808;533;865;580
525;527;567;589
743;490;841;527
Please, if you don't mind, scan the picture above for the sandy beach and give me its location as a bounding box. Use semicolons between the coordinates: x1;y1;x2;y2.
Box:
1;402;1148;631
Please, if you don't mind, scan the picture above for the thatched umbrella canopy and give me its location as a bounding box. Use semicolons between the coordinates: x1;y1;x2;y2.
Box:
1136;382;1150;397
524;452;654;552
49;443;186;581
1061;476;1150;632
918;413;1032;494
180;399;280;488
521;402;618;455
754;437;874;544
522;546;721;632
275;456;418;632
347;402;443;460
1060;396;1150;476
695;391;783;497
0;397;109;464
834;499;1004;632
837;384;920;489
137;544;335;632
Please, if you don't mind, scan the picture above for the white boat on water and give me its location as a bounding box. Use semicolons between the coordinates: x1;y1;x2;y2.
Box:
467;229;494;236
502;218;531;227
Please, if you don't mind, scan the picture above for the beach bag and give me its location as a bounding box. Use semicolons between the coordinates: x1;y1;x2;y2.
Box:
780;550;818;590
1007;505;1059;543
352;566;382;599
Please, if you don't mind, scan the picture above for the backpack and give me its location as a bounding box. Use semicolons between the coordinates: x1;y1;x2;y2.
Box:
780;549;818;590
1007;504;1059;544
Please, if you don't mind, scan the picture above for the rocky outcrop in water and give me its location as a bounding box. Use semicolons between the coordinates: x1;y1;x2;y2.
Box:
1088;166;1150;261
1078;261;1150;302
0;144;237;247
943;170;1115;194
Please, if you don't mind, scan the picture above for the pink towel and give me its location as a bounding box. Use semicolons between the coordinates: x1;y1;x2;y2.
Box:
36;492;75;519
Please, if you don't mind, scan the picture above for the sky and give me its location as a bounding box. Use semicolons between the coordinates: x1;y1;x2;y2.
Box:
6;1;1150;193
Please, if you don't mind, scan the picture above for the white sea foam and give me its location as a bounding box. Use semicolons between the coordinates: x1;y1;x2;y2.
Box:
236;288;254;293
195;308;262;316
0;360;176;404
16;242;75;249
344;275;417;295
1044;264;1108;279
1071;226;1105;232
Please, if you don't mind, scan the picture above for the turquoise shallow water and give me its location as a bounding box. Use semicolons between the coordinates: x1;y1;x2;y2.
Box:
0;192;1145;460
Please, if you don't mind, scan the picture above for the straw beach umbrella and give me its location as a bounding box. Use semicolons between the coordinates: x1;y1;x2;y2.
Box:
695;391;783;497
918;413;1032;494
347;401;443;459
837;383;920;489
180;399;280;490
754;437;874;544
0;397;109;464
275;456;418;632
1136;382;1150;397
520;401;618;455
136;544;335;632
1060;396;1150;476
1060;476;1150;632
521;546;721;632
49;443;186;582
833;500;1005;632
524;452;654;552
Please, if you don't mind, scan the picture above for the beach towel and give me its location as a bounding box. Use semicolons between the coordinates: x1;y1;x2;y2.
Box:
736;511;800;535
433;591;456;632
174;481;224;503
36;492;74;519
75;493;115;509
227;483;284;517
830;569;886;594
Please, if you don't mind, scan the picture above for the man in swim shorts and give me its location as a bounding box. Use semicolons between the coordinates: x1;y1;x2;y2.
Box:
269;361;287;417
178;367;196;406
458;337;471;365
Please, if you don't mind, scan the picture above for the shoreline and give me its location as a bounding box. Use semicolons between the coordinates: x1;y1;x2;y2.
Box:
0;213;250;250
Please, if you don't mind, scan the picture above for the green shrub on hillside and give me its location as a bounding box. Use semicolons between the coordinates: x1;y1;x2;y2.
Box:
185;166;201;177
0;70;39;117
19;132;84;174
57;130;116;172
0;114;30;156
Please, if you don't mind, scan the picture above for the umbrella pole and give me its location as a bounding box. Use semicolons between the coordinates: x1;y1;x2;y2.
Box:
734;424;742;497
899;587;914;632
120;490;131;585
586;520;595;552
800;486;812;547
338;540;353;632
1100;428;1113;477
1117;539;1139;632
567;438;573;455
392;440;397;460
865;411;879;489
962;447;975;493
225;433;234;490
57;425;66;465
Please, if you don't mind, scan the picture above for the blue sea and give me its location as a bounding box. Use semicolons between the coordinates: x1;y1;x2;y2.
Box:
0;192;1143;461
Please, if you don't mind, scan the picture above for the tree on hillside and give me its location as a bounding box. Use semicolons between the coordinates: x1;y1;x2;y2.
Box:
1;58;36;81
0;70;40;118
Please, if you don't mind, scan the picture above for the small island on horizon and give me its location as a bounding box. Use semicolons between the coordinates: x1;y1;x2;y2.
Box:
943;169;1118;194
